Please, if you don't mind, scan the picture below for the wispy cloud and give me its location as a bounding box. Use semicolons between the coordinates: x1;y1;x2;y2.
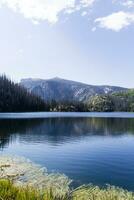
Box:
16;48;24;57
121;0;134;8
95;11;134;31
112;0;134;8
0;0;96;24
80;0;96;7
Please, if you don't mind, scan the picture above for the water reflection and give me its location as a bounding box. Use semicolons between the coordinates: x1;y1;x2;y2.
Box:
0;117;134;149
0;116;134;190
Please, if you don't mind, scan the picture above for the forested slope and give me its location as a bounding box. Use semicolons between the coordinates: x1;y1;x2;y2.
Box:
87;90;134;112
0;75;48;112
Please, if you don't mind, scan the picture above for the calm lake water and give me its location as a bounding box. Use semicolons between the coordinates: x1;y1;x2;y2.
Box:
0;112;134;190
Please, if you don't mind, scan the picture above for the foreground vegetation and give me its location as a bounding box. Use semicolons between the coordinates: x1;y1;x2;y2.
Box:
0;179;68;200
0;179;134;200
0;155;134;200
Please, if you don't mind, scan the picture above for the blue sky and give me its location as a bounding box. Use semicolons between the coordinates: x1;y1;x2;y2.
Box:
0;0;133;87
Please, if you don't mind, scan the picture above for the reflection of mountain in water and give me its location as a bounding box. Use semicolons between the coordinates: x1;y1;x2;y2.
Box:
0;117;134;149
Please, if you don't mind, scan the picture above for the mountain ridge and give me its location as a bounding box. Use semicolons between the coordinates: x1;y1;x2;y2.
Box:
20;77;128;103
21;77;128;88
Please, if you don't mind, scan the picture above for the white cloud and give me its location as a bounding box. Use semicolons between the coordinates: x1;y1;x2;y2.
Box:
121;0;134;8
112;0;134;8
91;27;96;31
95;11;134;31
16;48;24;57
2;0;134;32
0;0;96;24
0;0;76;23
80;0;96;7
81;11;87;16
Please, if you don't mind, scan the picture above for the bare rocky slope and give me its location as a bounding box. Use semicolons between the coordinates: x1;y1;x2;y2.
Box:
20;77;128;102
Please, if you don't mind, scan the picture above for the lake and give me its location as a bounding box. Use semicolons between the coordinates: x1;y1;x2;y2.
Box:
0;112;134;190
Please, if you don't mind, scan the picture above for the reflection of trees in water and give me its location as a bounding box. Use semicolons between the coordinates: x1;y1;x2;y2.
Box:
0;119;44;149
0;117;134;149
87;118;134;135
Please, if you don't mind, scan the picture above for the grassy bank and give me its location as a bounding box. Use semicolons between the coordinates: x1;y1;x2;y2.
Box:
1;156;134;200
0;179;134;200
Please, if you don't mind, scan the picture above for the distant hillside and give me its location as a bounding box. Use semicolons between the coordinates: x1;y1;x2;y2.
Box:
0;75;48;112
20;77;127;103
113;90;134;111
87;90;134;112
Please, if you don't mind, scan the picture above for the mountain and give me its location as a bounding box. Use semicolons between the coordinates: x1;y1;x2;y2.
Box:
20;77;128;103
0;75;48;112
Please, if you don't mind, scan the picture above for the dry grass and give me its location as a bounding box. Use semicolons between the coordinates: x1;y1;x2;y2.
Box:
72;185;134;200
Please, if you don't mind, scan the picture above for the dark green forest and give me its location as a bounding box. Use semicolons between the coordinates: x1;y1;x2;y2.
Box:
0;75;49;112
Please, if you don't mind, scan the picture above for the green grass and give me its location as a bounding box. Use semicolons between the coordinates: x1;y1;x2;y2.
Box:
0;180;134;200
0;179;67;200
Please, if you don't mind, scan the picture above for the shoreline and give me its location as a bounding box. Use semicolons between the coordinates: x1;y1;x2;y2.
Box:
0;155;134;200
0;112;134;119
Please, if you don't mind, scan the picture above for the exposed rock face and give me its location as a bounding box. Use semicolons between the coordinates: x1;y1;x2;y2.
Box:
20;77;128;102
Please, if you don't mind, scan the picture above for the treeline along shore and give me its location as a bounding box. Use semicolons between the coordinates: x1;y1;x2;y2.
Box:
0;75;134;112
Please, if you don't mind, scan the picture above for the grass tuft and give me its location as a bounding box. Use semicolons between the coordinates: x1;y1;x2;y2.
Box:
72;185;134;200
